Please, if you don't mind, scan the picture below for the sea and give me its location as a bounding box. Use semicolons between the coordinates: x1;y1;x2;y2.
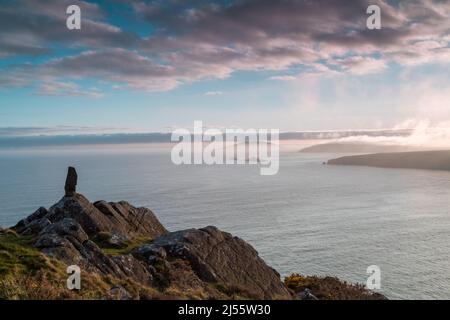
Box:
1;142;450;300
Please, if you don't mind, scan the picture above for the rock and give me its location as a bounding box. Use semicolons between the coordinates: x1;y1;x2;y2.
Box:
37;194;167;241
111;254;153;284
18;217;51;236
33;217;151;280
298;288;319;300
108;286;132;300
34;218;90;268
14;192;166;283
14;200;292;299
133;226;292;299
64;167;78;197
93;200;167;241
9;168;295;299
13;207;48;234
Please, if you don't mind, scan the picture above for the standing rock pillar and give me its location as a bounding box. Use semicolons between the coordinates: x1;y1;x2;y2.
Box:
64;167;78;197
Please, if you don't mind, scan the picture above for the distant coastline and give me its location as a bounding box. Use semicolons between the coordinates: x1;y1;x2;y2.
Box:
328;150;450;171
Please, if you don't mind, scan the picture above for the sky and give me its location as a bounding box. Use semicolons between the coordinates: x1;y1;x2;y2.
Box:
0;0;450;134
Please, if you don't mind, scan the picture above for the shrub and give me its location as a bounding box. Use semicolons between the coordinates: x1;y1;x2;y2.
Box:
284;273;386;300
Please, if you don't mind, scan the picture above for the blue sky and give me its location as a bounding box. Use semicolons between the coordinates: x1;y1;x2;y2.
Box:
1;0;450;134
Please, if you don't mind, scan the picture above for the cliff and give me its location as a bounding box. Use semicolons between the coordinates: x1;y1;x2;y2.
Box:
0;168;386;300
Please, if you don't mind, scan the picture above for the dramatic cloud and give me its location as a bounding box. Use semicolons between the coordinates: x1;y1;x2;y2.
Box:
0;0;138;57
0;0;449;95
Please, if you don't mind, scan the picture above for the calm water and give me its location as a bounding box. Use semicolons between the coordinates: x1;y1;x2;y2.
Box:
1;144;450;300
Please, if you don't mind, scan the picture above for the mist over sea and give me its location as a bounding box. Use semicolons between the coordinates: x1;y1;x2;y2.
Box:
2;142;450;299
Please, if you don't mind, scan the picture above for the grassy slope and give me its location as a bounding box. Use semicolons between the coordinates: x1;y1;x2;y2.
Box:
285;274;386;300
0;230;239;300
0;230;159;299
1;230;385;300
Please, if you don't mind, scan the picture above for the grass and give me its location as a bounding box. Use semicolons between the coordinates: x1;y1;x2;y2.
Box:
0;230;269;300
96;235;154;256
2;230;385;300
0;230;48;276
284;273;386;300
213;283;262;300
0;230;160;299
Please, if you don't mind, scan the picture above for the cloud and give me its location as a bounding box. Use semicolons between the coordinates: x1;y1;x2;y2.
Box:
204;91;224;96
336;119;450;149
143;0;450;71
1;49;181;93
0;0;449;95
269;76;297;81
36;81;103;98
0;0;138;57
330;56;388;75
0;125;126;137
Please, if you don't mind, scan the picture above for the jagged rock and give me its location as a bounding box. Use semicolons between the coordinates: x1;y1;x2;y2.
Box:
32;217;152;281
64;167;78;197
20;194;168;242
298;288;319;300
11;169;292;300
108;286;132;300
13;193;165;283
19;218;52;236
34;218;90;267
46;194;121;238
14;207;49;234
133;226;292;299
93;200;167;241
111;254;153;284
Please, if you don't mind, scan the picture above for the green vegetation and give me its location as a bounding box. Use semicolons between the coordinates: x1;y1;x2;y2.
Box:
0;230;158;300
1;229;384;300
0;230;74;299
284;273;386;300
0;230;208;300
213;283;261;300
95;234;154;256
0;230;48;276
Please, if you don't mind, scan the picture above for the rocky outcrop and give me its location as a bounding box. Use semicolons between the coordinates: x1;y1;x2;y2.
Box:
92;199;167;242
134;226;292;299
13;195;162;282
15;194;167;243
11;176;292;299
